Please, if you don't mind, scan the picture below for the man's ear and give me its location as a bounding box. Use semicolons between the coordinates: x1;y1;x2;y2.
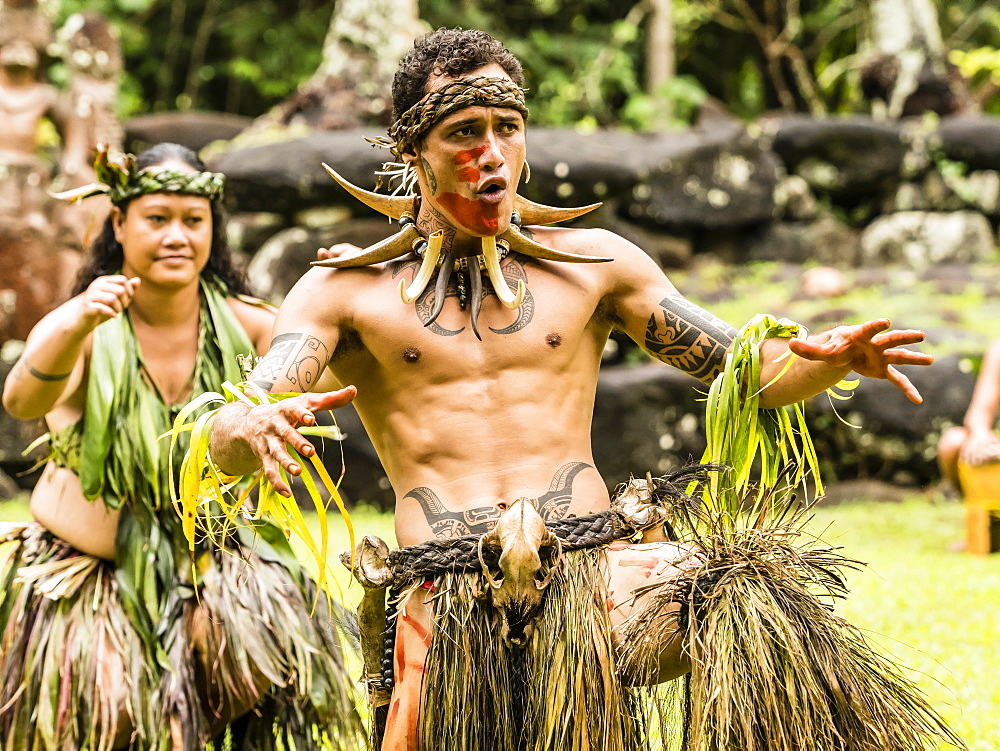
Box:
111;206;125;244
401;145;419;167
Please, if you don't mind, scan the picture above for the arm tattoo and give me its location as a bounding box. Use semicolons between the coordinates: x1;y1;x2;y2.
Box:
28;366;73;382
407;462;594;538
12;359;72;382
250;332;330;391
420;157;438;194
645;296;736;382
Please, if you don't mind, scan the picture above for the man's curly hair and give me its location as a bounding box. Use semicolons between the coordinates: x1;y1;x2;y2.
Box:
391;28;525;123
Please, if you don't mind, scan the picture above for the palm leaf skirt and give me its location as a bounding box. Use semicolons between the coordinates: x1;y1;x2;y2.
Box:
0;521;364;750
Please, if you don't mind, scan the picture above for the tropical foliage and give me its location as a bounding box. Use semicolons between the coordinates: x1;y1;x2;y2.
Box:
43;0;999;123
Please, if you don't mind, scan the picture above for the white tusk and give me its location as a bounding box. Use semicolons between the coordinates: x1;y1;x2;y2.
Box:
482;235;525;309
399;231;444;304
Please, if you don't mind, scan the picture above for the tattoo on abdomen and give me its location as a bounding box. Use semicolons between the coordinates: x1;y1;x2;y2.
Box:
407;461;594;538
406;487;500;537
250;332;330;391
535;462;591;520
645;296;736;382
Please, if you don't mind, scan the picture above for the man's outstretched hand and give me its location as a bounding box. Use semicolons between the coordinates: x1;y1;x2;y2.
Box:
217;386;357;497
787;319;933;404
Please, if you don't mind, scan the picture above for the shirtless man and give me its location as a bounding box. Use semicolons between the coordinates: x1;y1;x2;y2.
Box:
210;28;934;750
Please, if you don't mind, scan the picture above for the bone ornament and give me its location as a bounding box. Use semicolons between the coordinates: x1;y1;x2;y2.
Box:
310;164;613;321
340;534;393;589
611;474;672;543
477;499;564;648
340;535;393;703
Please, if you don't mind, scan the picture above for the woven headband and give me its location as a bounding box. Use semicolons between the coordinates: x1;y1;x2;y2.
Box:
384;75;529;158
52;147;225;205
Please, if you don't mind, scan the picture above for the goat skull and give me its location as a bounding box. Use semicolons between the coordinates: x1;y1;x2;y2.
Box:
477;499;563;647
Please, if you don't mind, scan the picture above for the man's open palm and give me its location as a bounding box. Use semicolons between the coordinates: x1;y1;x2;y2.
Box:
787;319;933;404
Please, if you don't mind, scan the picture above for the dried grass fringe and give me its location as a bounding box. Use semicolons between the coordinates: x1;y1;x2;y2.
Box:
0;522;364;750
619;499;965;751
411;499;962;751
416;548;683;751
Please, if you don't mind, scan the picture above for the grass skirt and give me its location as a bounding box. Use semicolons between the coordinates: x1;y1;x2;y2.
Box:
416;548;681;751
410;526;960;751
0;521;363;750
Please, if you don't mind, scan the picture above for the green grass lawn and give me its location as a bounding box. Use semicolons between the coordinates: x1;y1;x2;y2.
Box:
807;497;1000;751
2;494;995;749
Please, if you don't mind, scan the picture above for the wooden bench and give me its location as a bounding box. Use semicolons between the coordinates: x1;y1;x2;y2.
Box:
958;461;1000;555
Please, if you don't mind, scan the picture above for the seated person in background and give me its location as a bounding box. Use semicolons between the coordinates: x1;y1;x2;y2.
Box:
937;338;1000;491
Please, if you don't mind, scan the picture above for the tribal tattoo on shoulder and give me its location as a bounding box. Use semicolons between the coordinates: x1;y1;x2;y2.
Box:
250;332;330;391
406;461;593;538
645;295;736;382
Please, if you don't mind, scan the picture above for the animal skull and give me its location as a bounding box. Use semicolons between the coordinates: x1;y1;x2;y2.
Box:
477;498;563;647
612;474;672;542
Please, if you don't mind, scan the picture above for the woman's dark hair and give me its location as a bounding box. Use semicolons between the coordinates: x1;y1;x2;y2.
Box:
391;28;525;122
72;142;250;296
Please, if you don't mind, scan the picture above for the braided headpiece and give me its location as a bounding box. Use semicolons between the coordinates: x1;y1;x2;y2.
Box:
53;146;225;205
381;75;529;160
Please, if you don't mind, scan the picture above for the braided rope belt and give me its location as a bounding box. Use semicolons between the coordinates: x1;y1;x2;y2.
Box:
386;510;634;583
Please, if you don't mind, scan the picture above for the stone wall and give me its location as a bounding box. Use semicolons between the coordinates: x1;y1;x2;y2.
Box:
1;113;997;504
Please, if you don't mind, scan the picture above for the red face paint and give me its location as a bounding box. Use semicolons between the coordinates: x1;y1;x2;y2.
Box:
454;145;487;164
456;166;480;183
438;192;499;234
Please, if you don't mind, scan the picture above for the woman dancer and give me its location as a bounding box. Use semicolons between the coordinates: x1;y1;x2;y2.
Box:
1;143;361;750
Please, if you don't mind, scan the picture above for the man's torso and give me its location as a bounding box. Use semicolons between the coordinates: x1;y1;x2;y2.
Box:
317;227;622;545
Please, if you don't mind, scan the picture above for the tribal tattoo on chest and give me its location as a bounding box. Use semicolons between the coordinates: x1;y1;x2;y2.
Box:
405;461;593;538
250;332;331;391
644;295;736;382
390;254;535;337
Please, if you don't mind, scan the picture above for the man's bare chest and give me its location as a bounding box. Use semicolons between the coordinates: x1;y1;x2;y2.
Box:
332;255;609;375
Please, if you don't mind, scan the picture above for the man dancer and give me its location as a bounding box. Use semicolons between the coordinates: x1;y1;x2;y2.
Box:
209;28;955;751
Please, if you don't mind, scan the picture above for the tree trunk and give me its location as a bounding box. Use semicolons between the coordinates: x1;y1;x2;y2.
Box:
863;0;969;118
646;0;674;122
245;0;427;134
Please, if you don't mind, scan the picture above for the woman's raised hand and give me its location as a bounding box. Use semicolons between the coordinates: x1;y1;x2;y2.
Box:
79;275;140;328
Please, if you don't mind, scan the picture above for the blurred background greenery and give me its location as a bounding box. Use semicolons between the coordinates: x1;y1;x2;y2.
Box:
47;0;1000;125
